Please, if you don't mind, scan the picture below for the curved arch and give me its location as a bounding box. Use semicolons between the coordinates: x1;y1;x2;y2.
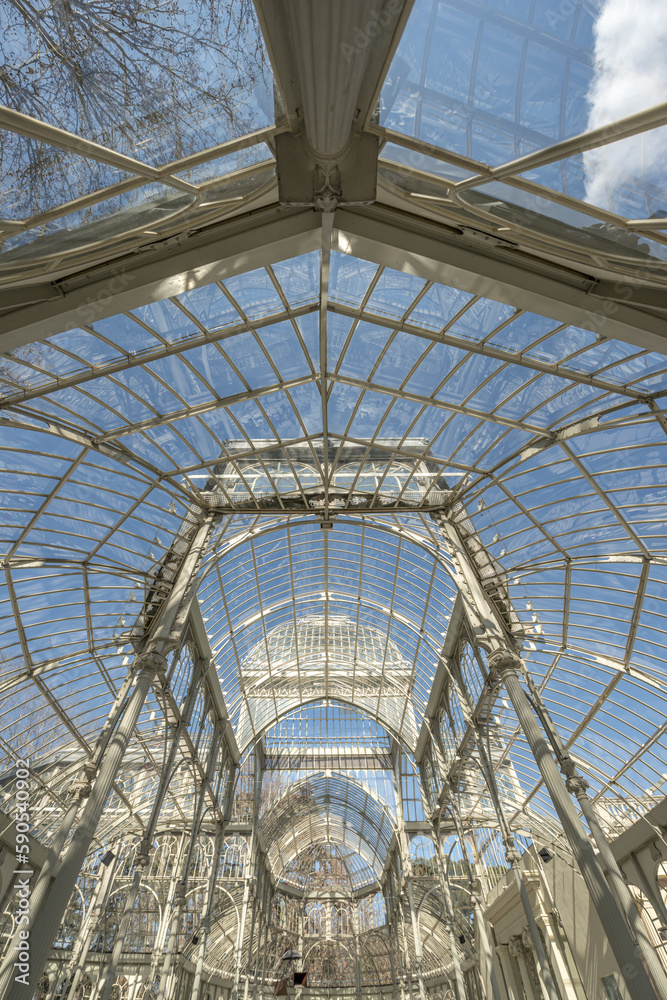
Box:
206;513;446;573
303;937;357;988
360;930;393;986
258;693;401;752
234;611;423;752
280;843;379;894
202;517;457;751
260;770;396;883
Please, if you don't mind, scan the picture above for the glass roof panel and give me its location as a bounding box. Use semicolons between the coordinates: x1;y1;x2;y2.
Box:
380;0;596;164
2;247;667;852
0;133;129;222
379;0;667;228
0;183;195;263
0;0;273;166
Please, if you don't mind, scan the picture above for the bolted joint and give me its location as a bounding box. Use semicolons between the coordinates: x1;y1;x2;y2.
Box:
82;760;98;781
487;647;522;678
135;838;153;868
67;758;100;798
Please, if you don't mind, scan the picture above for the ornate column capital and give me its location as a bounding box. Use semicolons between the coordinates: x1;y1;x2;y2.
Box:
521;928;534;951
508;934;526;958
67;760;98;799
487;647;522;677
135;649;168;675
504;840;521;866
565;774;590;796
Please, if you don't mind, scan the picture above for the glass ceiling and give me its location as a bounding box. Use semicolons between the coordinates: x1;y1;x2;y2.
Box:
1;0;667;921
0;0;275;268
260;769;396;888
378;0;667;267
2;241;667;855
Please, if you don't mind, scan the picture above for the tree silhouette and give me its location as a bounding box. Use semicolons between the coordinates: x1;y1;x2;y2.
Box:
0;0;272;220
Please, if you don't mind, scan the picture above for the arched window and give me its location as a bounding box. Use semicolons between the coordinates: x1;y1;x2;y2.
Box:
54;885;85;950
134;977;160;1000
361;933;393;986
330;901;351;935
55;975;92;1000
410;834;437;877
305;940;355;988
126;888;160;952
90;889;125;952
148;834;181;878
304;901;326;935
220;835;248;878
358;893;385;932
108;977;129;1000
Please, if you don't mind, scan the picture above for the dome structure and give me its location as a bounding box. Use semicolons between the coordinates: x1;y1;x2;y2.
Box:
1;3;667;1000
279;842;378;893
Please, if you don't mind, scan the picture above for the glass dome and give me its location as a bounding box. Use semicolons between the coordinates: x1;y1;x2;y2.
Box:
1;4;666;999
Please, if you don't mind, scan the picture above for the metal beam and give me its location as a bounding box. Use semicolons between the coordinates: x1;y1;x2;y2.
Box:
334;206;667;353
0;207;318;350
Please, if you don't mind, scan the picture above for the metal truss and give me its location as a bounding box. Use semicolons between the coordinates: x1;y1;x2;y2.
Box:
1;1;667;998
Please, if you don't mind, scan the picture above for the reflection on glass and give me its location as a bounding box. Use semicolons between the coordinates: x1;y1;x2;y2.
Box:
174;143;274;185
0;134;128;221
379;142;473;181
0;184;194;261
380;0;596;164
0;0;273;225
379;0;666;222
455;182;667;261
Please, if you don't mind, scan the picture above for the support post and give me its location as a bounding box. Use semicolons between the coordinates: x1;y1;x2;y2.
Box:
352;901;362;998
431;821;467;1000
4;513;214;1000
231;748;262;1000
492;648;661;1000
523;668;667;1000
496;943;523;1000
5;651;167;1000
0;671;138;1000
433;510;663;1000
156;722;221;1000
390;745;427;1000
397;895;414;1000
192;752;237;1000
509;937;539;1000
149;834;188;991
458;700;557;999
242;897;258;1000
257;888;271;999
447;802;503;1000
95;665;205;1000
57;849;120;1000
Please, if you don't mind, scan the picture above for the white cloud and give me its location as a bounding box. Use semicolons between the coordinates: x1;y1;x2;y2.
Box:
584;0;667;215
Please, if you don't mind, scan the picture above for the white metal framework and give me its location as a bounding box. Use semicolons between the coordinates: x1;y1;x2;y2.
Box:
0;2;666;1000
